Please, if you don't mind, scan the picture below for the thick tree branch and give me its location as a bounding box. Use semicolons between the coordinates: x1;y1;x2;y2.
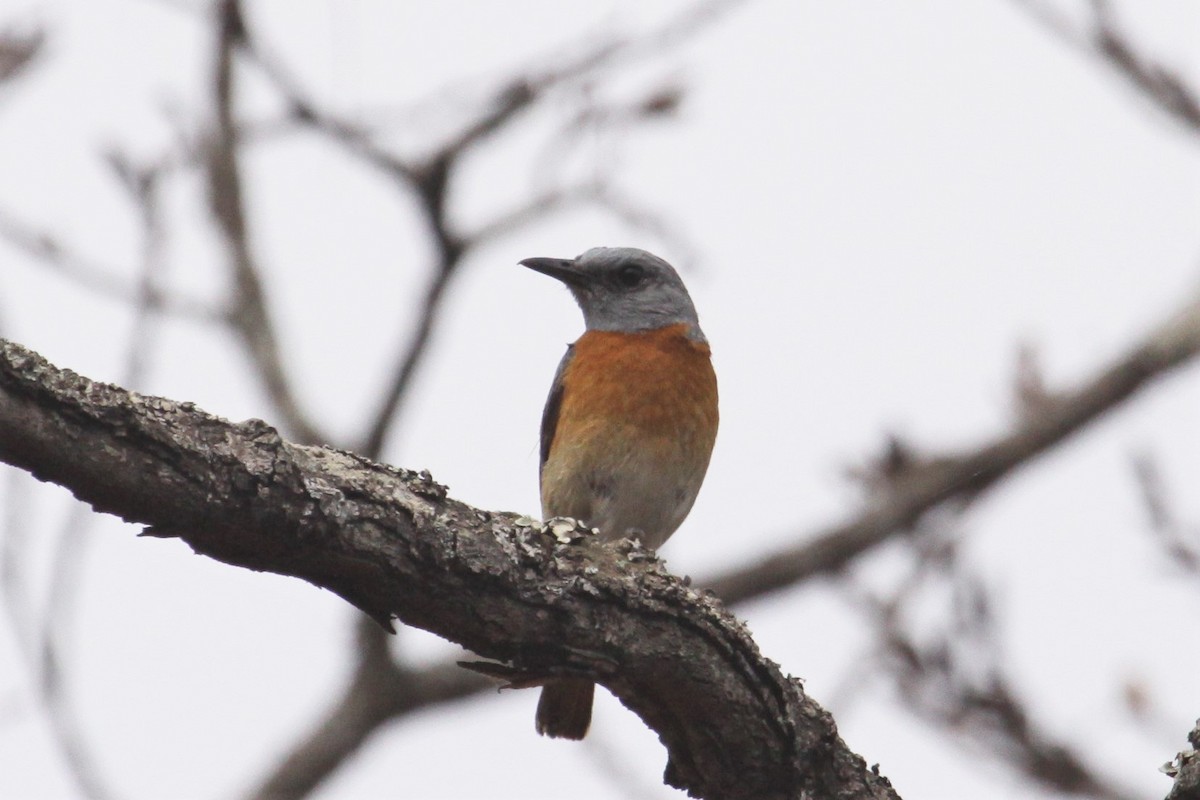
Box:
0;339;898;800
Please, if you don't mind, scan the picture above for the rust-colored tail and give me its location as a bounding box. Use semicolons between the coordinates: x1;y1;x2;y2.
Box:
535;678;594;739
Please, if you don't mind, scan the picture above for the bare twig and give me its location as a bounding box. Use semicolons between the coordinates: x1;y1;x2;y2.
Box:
205;0;328;446
464;186;599;243
0;26;43;86
223;0;733;461
583;731;667;800
245;618;490;800
1089;0;1200;134
0;207;217;320
589;185;700;273
706;290;1200;603
358;246;457;458
1130;451;1200;574
868;559;1138;800
37;156;170;800
1014;0;1200;135
1;443;114;800
236;33;419;182
824;509;1136;799
1;469;34;657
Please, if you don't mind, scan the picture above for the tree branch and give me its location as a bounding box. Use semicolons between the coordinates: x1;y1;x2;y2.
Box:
0;206;217;321
0;25;44;86
206;0;328;446
0;339;898;800
848;530;1138;800
245;622;489;800
1013;0;1200;135
1130;451;1200;575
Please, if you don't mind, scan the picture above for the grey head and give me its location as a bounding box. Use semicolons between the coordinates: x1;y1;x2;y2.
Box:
520;247;704;340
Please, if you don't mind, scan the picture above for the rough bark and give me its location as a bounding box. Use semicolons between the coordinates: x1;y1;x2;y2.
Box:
1165;721;1200;800
0;339;898;800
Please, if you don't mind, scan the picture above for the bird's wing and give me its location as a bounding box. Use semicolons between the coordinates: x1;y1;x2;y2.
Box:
539;343;574;471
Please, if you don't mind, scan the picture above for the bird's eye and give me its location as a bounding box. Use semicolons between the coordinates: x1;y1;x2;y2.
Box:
615;264;646;289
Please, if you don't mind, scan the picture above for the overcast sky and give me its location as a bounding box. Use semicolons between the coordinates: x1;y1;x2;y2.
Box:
2;1;1200;798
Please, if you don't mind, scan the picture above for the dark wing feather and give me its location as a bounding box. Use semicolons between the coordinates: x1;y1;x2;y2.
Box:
539;345;573;470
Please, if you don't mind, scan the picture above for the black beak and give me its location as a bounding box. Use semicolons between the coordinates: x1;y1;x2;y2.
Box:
519;257;586;287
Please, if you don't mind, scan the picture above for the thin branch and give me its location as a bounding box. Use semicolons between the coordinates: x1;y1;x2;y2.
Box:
706;288;1200;603
234;29;419;182
245;618;490;800
464;186;598;244
0;25;44;86
357;252;457;458
1089;0;1200;134
2;455;115;800
226;0;735;462
583;731;667;800
205;0;328;446
1013;0;1200;135
589;185;700;273
842;525;1138;800
1;469;34;659
884;603;1138;800
1130;451;1200;574
0;207;217;321
30;156;171;800
241;0;737;172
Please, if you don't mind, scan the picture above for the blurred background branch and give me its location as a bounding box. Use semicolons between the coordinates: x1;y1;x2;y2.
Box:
1014;0;1200;135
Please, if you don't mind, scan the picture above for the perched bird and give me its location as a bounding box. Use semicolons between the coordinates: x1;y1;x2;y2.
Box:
520;246;719;739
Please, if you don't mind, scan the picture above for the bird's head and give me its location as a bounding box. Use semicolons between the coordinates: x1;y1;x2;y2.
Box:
520;247;703;340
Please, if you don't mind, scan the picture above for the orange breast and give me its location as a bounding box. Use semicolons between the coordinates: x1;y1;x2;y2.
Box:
541;324;718;546
557;324;717;439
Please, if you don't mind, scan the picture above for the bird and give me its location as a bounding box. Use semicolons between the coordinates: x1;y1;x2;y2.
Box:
520;246;718;740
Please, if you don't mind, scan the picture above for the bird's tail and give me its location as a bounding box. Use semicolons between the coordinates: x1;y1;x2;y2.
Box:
535;678;594;739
